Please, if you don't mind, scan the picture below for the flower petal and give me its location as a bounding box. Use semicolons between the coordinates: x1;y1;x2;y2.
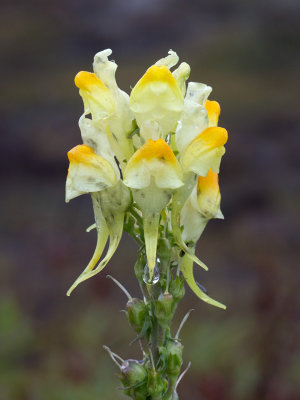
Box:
129;65;184;136
196;169;223;219
181;198;207;243
181;254;226;309
124;139;183;189
133;185;173;282
175;82;211;153
67;199;109;296
79;115;120;177
67;182;131;293
65;145;117;202
180;127;228;176
172;62;191;96
74;71;115;119
154;49;179;69
205;100;221;127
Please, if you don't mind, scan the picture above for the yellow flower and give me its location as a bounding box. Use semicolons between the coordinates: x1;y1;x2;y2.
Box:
65;144;131;295
74;71;115;119
180;126;228;176
65;144;117;202
171;82;227;264
129;54;184;137
124;139;183;282
181;169;223;244
171;127;227;266
75;49;134;165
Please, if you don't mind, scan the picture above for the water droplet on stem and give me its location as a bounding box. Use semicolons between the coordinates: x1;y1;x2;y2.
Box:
143;259;160;285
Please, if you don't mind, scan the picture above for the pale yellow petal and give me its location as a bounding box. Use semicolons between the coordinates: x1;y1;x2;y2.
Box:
181;254;226;309
67;199;109;295
180;127;228;176
124;139;183;189
65;145;117;202
172;62;190;96
75;71;115;119
129;65;184;136
154;49;179;69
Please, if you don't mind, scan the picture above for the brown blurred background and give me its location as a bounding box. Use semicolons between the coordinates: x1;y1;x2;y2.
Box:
1;0;299;399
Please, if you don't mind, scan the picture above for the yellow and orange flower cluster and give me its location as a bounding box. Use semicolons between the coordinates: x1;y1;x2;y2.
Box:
66;49;228;308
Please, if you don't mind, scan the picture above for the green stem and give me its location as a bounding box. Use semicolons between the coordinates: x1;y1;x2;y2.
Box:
164;375;178;400
151;310;160;364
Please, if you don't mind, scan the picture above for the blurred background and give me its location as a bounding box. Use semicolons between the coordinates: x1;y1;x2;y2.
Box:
1;0;299;399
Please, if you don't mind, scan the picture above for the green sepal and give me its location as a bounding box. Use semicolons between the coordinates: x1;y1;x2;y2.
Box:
166;340;183;376
169;275;185;302
147;369;167;398
126;298;147;334
121;360;147;388
154;293;176;328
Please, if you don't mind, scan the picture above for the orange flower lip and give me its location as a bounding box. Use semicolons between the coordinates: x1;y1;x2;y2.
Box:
131;139;178;164
139;65;178;87
197;169;219;194
205;100;220;118
196;127;228;148
67;144;95;164
74;71;108;92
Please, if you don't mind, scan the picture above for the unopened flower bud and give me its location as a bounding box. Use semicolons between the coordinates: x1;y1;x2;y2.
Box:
154;293;175;328
121;359;147;387
126;298;147;334
166;340;183;376
133;385;149;400
148;369;167;398
169;276;185;302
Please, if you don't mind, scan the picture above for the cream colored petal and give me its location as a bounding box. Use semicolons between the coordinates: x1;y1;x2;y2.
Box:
124;139;183;190
180;127;228;176
107;89;135;163
67;198;109;295
140;121;163;143
133;184;173;282
175;82;212;153
154;49;179;69
65;145;117;202
180;195;208;243
66;182;131;293
172;62;190;96
79;115;120;177
89;49;135;162
181;254;226;309
93;49;118;93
